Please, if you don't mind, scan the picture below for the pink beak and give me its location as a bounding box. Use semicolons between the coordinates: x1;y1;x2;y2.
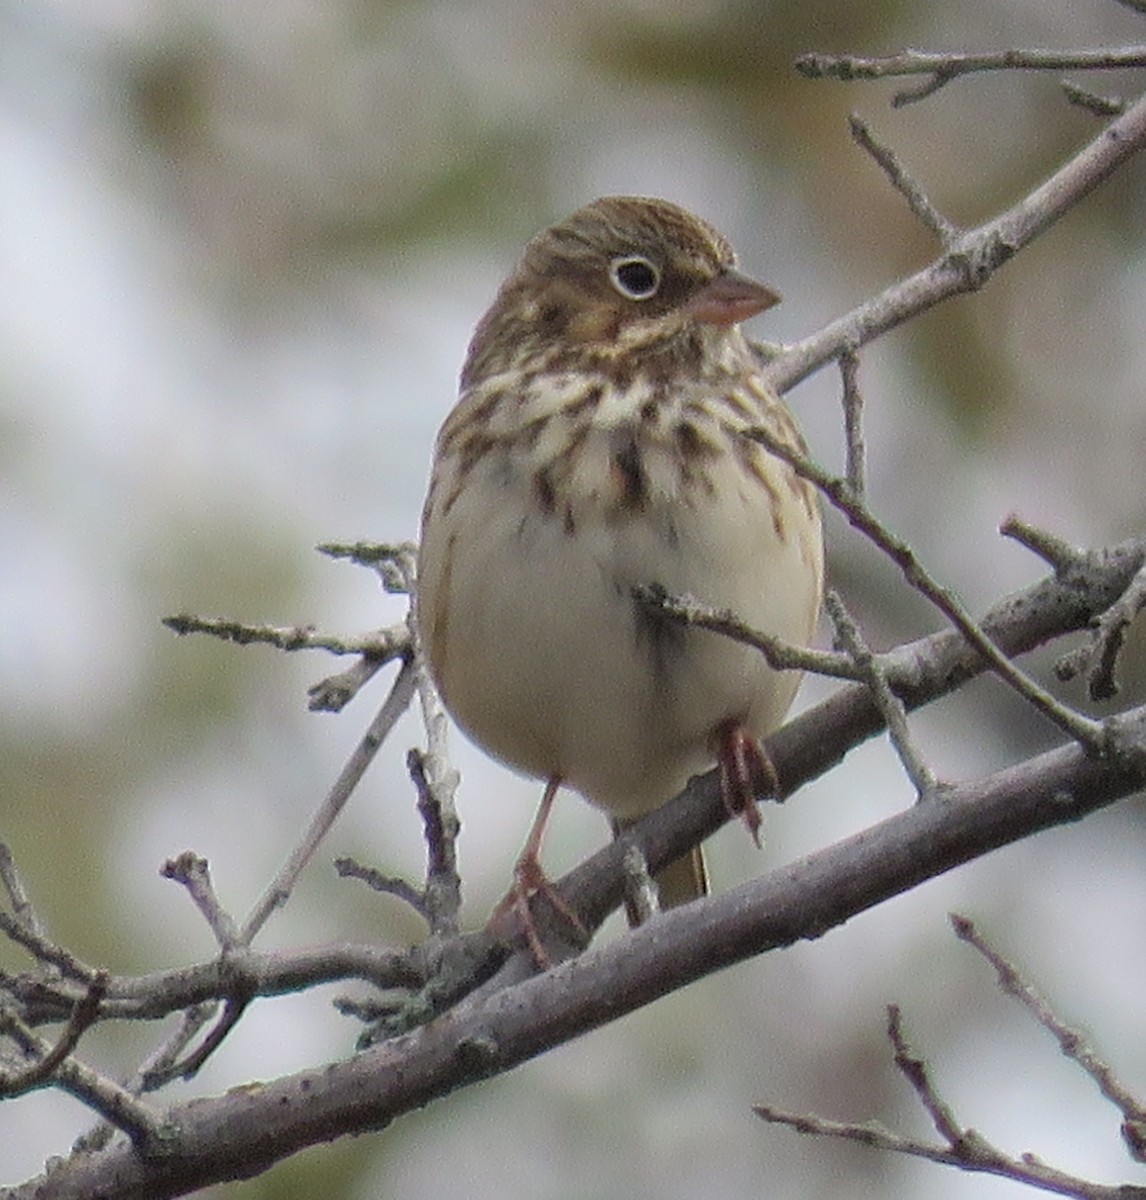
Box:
687;269;780;327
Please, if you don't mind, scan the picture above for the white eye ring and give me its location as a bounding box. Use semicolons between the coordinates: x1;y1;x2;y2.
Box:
609;255;661;300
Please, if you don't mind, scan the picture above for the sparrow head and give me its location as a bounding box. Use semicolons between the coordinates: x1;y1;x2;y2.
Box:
463;196;779;386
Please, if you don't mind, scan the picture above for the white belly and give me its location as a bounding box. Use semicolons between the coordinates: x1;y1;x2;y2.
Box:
418;405;822;819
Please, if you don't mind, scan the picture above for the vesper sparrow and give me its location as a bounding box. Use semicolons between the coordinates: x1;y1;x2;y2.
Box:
418;196;823;940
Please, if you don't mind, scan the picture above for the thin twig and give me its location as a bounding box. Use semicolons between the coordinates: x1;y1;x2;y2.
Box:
0;974;107;1094
160;854;239;950
237;655;419;945
73;1003;220;1153
754;1095;1144;1197
400;547;464;940
162;613;410;660
0;844;42;940
0;911;100;984
759;999;1146;1198
54;1058;169;1150
848;115;960;242
166;997;251;1081
887;1004;964;1143
317;541;419;595
839;347;866;498
825;592;939;798
1001;518;1146;701
1055;565;1146;701
407;748;461;937
1000;515;1081;573
1061;81;1126;117
633;584;860;679
307;654;389;712
0;999;164;1148
335;856;430;919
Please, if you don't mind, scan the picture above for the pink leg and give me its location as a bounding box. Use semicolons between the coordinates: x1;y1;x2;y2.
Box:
489;777;588;967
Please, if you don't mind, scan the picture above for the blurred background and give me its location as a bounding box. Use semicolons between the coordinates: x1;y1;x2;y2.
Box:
3;0;1146;1196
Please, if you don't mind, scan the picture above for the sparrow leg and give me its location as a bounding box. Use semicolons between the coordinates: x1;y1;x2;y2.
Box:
715;720;779;847
488;776;589;967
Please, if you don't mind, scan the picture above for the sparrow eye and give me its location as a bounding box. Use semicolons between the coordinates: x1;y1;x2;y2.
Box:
609;255;661;300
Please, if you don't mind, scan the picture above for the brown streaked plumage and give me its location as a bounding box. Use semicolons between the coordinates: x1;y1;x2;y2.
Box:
418;196;823;950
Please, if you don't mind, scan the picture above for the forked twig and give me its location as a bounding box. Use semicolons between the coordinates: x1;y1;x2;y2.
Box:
745;424;1106;748
1056;565;1146;701
766;94;1146;392
824;592;939;798
755;982;1146;1199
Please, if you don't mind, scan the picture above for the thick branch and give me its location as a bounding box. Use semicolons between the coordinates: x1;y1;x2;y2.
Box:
15;700;1146;1199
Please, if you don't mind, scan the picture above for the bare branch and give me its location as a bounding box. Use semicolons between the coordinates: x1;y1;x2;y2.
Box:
161;613;408;659
10;942;423;1030
755;1013;1146;1200
887;1004;964;1143
407;748;462;937
633;584;860;679
952;915;1146;1141
53;1060;168;1151
72;1003;218;1153
1001;515;1082;572
161;611;410;712
404;547;465;941
317;540;419;595
0;844;47;944
0;910;100;984
797;46;1146;106
1056;565;1146;701
1001;519;1146;701
307;654;389;712
766;94;1146;392
166;997;251;1082
16;696;1146;1198
0;991;164;1150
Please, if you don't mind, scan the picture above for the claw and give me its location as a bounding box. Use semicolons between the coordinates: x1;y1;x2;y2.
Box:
716;720;779;847
487;777;589;968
